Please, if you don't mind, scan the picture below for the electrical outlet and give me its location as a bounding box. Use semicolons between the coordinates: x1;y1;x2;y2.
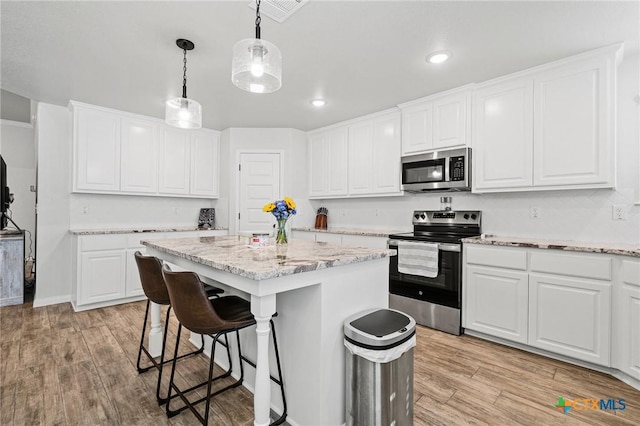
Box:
81;206;89;215
174;207;180;215
530;207;540;219
612;205;627;221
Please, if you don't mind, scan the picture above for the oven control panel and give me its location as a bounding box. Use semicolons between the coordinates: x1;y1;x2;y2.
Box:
412;210;481;225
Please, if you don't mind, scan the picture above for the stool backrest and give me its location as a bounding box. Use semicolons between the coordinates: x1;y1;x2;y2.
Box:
161;266;227;335
134;251;171;305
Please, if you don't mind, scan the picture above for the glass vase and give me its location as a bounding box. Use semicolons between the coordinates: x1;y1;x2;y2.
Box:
276;218;288;245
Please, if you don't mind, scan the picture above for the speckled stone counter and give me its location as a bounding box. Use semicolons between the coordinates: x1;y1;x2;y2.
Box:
69;226;227;235
292;227;405;238
141;235;395;280
462;235;640;258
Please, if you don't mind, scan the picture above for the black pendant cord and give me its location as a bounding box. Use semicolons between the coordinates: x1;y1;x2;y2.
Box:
255;0;261;39
182;47;188;99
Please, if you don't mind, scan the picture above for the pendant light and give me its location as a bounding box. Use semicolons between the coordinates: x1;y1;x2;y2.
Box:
231;0;282;94
165;39;202;129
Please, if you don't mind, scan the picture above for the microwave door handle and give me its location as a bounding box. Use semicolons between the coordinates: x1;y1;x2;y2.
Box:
444;157;450;182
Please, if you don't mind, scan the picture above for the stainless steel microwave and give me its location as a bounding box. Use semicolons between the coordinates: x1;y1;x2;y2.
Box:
401;147;471;192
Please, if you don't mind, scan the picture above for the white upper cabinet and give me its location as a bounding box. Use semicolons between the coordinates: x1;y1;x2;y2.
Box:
190;130;220;197
120;117;158;194
533;54;615;187
158;127;191;195
473;77;534;190
399;87;471;155
74;107;121;192
71;101;220;198
473;43;622;193
309;109;401;199
371;112;402;194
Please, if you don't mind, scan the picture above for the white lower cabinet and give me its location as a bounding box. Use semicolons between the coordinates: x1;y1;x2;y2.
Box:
291;230;389;249
615;259;640;380
464;244;614;368
529;273;611;366
79;249;127;306
465;266;528;344
72;230;227;311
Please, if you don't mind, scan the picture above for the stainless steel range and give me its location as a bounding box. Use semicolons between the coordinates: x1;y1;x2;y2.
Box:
388;210;481;335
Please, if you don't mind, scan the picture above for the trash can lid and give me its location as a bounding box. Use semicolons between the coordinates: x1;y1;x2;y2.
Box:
344;308;416;350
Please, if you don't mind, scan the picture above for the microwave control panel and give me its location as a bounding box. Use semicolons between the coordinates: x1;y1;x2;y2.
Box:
449;156;465;181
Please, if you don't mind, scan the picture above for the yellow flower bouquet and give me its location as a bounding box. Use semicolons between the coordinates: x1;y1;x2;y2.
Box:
263;197;297;244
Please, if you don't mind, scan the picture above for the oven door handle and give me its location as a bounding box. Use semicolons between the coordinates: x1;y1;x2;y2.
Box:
388;240;461;253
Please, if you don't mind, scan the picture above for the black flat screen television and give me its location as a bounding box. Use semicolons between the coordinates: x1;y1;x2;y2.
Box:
1;155;8;230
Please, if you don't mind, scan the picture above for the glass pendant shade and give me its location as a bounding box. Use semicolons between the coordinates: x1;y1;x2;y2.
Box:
232;38;282;93
165;97;202;129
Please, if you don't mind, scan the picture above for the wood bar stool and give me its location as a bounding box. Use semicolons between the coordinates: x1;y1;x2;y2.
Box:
161;266;287;425
134;251;224;404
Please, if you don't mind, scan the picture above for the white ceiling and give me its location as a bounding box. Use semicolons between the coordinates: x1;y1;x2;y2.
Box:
1;1;638;131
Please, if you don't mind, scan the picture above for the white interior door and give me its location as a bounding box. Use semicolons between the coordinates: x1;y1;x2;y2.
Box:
238;152;281;233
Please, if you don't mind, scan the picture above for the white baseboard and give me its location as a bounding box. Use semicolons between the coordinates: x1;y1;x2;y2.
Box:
32;294;71;308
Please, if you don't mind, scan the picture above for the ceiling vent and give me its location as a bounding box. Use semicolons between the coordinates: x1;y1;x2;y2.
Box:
248;0;309;23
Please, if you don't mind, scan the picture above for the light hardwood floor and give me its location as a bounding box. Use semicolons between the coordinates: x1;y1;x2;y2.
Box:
1;300;639;425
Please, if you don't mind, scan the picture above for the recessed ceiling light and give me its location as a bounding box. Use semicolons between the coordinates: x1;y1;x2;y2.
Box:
426;50;452;64
311;99;326;107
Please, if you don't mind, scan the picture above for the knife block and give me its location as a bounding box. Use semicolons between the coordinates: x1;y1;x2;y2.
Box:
314;213;327;230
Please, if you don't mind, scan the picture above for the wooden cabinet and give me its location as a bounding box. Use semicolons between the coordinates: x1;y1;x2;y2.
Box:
473;43;622;193
309;109;402;199
614;259;640;380
74;107;121;192
464;244;613;367
71;101;220;198
399;88;471;156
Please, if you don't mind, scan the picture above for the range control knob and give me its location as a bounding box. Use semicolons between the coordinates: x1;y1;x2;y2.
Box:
414;214;420;220
464;213;470;220
471;214;477;220
420;213;426;220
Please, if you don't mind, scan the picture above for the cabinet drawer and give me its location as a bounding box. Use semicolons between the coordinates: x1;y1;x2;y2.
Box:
530;251;611;281
465;245;527;270
80;234;127;251
622;260;640;287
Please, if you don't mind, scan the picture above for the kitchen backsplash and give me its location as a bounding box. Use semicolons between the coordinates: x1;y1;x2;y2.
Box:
311;188;640;244
70;193;216;228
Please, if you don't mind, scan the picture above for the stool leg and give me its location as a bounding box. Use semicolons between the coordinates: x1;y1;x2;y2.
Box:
165;323;183;418
270;319;287;425
136;300;152;373
203;332;222;426
155;305;172;404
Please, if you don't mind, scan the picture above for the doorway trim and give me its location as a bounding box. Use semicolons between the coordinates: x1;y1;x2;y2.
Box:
233;149;285;235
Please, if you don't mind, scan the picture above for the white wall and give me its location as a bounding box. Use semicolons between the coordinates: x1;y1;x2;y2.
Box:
219;128;313;235
34;103;72;307
1;121;36;252
308;51;640;245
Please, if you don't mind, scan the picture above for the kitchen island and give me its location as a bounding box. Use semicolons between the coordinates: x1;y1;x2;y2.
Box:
142;235;395;426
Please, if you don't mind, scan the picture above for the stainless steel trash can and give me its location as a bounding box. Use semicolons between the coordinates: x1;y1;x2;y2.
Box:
344;308;416;426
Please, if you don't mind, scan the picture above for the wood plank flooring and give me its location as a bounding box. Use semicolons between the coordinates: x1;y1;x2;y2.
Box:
1;300;639;425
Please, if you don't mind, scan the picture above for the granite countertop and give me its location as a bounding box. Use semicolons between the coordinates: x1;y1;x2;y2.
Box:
69;226;228;235
142;235;396;280
292;227;406;238
462;235;640;258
